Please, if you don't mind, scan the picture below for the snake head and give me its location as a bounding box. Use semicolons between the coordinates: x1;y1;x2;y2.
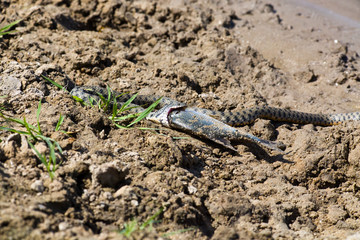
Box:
146;103;186;127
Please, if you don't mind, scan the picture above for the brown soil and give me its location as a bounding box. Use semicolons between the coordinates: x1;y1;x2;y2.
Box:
1;0;360;239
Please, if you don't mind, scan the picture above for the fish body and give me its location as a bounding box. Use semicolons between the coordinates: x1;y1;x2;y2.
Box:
147;104;285;153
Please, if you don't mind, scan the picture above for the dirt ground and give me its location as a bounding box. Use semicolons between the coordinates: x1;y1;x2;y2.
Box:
1;0;360;239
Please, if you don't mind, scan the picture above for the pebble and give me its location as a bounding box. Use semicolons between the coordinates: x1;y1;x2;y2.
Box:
31;179;45;192
103;191;113;201
113;185;136;199
58;222;69;231
131;200;139;207
188;185;198;194
0;75;21;96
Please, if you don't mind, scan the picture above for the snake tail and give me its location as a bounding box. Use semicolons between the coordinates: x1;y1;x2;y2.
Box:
195;106;360;126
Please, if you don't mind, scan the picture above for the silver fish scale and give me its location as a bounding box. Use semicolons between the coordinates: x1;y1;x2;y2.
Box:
168;107;285;152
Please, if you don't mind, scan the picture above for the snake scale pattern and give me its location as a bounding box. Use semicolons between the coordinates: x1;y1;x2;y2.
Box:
70;86;360;126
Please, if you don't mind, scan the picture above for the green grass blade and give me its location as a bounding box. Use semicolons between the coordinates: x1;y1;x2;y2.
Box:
119;220;138;237
37;136;59;174
23;116;38;141
6;117;28;127
41;75;66;91
0;113;39;134
0;19;21;33
27;139;46;165
37;135;63;155
140;207;163;230
118;93;138;113
0;111;4;117
0;30;18;36
111;95;118;121
113;122;128;129
48;142;57;171
72;95;89;107
0;126;30;135
120;105;142;113
27;139;54;179
36;100;42;135
112;113;140;122
96;92;107;110
89;96;97;108
41;136;56;161
106;85;112;110
72;95;84;102
162;227;196;238
0;19;21;38
136;127;163;131
52;139;63;154
127;97;162;128
55;113;64;131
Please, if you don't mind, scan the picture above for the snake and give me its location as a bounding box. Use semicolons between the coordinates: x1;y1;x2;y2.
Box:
69;85;360;153
70;86;360;126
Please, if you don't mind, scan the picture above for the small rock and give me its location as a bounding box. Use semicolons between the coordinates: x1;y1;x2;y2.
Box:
37;204;47;211
34;64;61;76
113;185;137;199
103;191;113;201
327;205;347;224
89;194;96;202
261;4;276;13
58;222;69;231
1;133;25;159
188;185;197;194
31;179;44;192
294;70;318;83
0;75;22;96
131;200;139;207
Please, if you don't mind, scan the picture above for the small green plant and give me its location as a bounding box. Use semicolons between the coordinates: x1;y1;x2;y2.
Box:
41;75;67;92
42;75;160;129
112;96;162;129
0;100;63;180
0;19;21;38
119;208;163;237
162;227;196;238
119;207;196;238
73;87;161;129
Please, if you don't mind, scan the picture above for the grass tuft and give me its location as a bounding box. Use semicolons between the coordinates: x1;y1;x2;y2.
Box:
0;100;63;180
118;207;196;238
0;19;21;38
67;83;161;129
119;208;163;237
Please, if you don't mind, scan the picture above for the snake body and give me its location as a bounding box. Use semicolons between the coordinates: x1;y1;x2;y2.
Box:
70;86;360;126
69;86;360;153
194;106;360;126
